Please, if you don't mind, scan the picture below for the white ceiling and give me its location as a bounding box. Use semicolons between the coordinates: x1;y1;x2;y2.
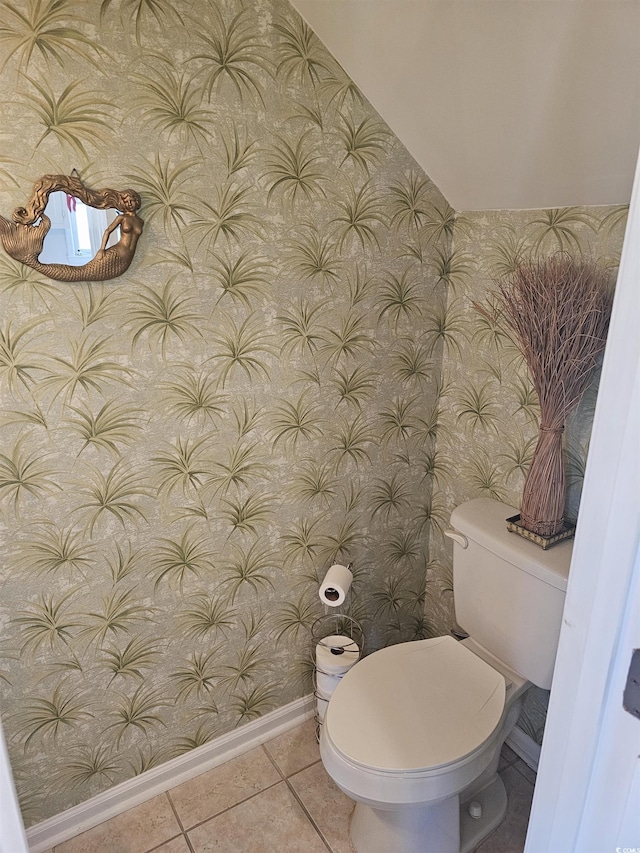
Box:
290;0;640;211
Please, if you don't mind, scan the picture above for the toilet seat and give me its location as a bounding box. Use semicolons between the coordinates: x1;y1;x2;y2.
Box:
324;636;506;774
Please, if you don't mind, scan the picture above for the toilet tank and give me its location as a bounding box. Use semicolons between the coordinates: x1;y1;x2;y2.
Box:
448;498;573;689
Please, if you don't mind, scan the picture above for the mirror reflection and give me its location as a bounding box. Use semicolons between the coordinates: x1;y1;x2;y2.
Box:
39;192;120;266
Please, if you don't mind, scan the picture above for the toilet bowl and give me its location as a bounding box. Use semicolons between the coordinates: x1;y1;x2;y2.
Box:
320;635;527;853
319;498;573;853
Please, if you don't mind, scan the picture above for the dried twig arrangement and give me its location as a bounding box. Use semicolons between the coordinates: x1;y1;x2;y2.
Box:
476;254;613;537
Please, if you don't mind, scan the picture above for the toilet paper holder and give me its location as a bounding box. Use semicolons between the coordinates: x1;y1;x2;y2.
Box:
311;613;364;654
311;613;364;742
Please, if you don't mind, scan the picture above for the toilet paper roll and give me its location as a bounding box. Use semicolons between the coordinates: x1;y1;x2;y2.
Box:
316;670;343;697
316;694;329;721
319;563;353;607
316;635;360;675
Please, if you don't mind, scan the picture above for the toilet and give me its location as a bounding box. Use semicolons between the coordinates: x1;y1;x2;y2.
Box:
319;498;573;853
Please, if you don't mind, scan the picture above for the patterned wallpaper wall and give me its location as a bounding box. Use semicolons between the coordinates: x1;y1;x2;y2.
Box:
0;0;628;828
0;0;449;825
429;205;627;738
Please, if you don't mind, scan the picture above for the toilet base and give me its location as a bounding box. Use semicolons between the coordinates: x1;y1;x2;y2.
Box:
348;773;508;853
350;795;460;853
460;774;508;853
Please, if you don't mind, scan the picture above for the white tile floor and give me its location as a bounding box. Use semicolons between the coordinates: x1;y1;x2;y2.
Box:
50;720;536;853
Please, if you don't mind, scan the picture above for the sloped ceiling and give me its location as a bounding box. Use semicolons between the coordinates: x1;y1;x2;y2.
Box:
290;0;640;211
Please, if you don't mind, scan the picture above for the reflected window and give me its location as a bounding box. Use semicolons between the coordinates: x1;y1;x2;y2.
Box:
74;201;92;256
39;192;120;266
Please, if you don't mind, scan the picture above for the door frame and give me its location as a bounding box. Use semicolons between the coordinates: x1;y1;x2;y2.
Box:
525;148;640;851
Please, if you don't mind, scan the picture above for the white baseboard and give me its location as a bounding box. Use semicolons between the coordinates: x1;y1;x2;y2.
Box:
25;697;538;851
26;694;315;853
505;724;541;772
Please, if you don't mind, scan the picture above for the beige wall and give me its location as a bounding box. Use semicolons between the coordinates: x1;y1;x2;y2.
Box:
292;0;640;210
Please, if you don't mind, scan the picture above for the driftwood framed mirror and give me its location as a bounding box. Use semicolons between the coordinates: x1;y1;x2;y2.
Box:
0;173;143;282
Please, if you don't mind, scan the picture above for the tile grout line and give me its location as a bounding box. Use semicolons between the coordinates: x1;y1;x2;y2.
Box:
499;748;520;770
165;790;186;833
169;745;332;852
164;790;196;853
284;775;335;853
262;741;323;781
261;743;289;782
511;760;537;787
171;780;284;835
261;745;334;853
145;832;192;853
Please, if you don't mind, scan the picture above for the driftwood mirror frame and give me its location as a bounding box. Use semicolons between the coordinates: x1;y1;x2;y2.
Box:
0;174;144;282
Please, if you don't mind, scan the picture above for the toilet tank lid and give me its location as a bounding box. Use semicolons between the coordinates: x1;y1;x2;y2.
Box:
450;498;572;592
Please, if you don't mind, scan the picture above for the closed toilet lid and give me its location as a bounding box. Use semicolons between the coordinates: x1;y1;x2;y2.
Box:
325;635;506;772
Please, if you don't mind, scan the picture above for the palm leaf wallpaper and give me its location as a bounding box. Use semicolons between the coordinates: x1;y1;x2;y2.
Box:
0;0;628;827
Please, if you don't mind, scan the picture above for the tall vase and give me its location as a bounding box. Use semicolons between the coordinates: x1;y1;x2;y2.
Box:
519;425;565;537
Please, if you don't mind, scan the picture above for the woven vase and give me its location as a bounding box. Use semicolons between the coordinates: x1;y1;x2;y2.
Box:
519;425;565;537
